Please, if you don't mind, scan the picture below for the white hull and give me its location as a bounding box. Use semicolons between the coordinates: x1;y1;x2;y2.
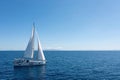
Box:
14;58;46;67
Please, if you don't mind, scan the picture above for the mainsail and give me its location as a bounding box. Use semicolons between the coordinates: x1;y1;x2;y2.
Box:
24;27;35;58
37;32;46;61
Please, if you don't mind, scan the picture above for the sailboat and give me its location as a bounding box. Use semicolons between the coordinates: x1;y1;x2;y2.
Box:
14;24;46;67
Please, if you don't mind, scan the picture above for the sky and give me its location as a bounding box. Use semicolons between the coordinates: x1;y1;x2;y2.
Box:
0;0;120;50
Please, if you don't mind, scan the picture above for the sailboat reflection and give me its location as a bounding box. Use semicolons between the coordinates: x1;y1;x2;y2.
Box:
14;66;46;80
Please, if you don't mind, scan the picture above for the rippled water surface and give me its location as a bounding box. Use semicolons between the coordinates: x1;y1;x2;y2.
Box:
1;51;120;80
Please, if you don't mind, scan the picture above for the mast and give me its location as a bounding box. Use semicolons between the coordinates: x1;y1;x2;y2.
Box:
32;23;35;56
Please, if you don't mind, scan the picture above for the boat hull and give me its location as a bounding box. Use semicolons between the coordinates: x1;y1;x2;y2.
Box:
14;58;46;67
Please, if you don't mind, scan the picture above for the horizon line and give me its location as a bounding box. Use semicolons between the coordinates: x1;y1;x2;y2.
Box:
1;49;120;51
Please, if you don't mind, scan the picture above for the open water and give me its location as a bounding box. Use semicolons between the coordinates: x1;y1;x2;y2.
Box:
1;51;120;80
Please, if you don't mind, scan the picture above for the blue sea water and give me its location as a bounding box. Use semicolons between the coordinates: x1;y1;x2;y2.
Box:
1;51;120;80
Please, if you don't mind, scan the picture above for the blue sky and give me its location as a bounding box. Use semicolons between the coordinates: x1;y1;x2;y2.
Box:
0;0;120;50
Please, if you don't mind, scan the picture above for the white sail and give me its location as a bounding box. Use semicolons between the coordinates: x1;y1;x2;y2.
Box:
37;32;46;61
24;27;35;58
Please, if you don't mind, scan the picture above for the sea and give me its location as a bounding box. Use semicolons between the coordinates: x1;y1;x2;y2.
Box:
1;51;120;80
